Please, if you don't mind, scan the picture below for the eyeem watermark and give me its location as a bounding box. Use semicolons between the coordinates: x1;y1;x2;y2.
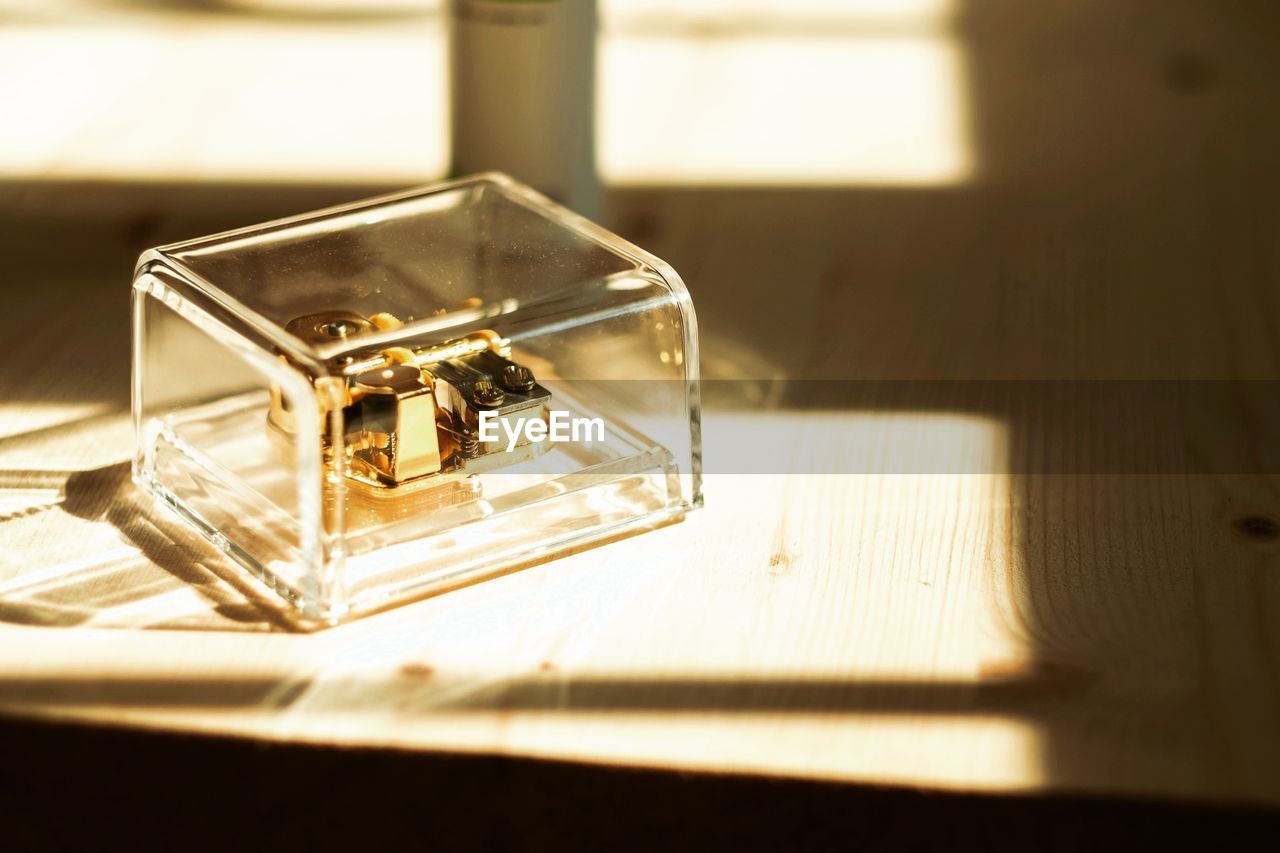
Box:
477;410;605;452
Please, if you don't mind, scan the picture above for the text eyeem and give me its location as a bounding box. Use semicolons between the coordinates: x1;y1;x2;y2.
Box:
477;410;605;452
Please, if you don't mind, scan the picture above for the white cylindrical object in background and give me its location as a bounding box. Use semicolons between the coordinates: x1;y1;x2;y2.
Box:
448;0;600;220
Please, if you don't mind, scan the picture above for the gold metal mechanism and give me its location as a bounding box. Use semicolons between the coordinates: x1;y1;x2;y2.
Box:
349;363;442;485
270;310;551;493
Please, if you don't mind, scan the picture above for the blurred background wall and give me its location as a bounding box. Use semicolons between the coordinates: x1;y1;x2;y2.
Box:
1;0;1277;387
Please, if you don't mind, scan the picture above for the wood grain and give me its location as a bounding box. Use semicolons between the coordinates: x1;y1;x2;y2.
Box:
2;0;1280;807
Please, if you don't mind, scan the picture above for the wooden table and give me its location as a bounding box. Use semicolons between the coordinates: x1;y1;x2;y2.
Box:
2;0;1280;822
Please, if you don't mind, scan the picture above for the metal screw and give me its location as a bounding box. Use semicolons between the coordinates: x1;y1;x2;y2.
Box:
500;364;536;393
472;379;505;407
458;428;480;458
317;319;361;338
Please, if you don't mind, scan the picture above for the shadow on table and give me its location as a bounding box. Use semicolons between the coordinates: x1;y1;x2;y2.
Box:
0;665;1094;716
0;456;291;632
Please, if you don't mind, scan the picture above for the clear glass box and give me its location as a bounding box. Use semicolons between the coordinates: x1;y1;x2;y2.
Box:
132;174;701;625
